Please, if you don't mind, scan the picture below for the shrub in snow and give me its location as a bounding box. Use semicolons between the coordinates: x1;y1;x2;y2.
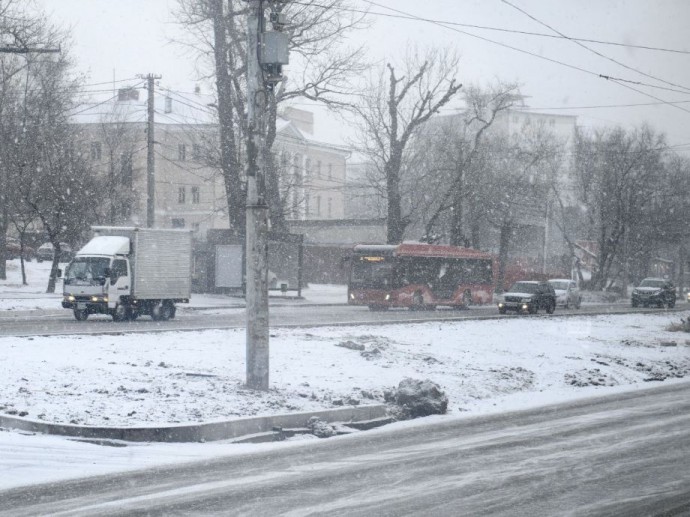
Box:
384;378;448;419
307;416;336;438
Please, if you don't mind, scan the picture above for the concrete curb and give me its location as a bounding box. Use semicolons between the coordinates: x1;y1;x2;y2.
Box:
0;404;390;443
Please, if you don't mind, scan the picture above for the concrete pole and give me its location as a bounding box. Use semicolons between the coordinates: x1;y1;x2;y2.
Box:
245;0;270;391
143;74;161;228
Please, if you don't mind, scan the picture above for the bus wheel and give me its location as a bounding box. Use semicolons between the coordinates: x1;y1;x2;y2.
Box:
410;292;424;311
462;291;472;309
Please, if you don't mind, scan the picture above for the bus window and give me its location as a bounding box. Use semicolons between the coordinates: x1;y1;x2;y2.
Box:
350;258;394;289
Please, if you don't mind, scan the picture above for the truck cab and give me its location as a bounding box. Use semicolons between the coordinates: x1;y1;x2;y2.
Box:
62;236;132;320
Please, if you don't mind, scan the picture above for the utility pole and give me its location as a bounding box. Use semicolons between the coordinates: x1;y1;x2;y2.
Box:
244;0;289;390
138;73;161;228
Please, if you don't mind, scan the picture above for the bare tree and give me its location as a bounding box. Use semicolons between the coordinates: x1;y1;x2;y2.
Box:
8;20;106;293
415;82;520;246
173;0;369;233
464;124;561;290
94;106;141;225
574;125;665;290
350;46;462;243
0;0;52;279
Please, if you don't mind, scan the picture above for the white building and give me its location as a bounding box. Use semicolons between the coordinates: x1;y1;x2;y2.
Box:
72;90;350;238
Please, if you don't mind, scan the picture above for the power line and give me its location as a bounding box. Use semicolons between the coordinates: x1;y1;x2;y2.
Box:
363;1;690;115
297;1;690;55
500;0;690;94
523;99;690;111
68;92;124;117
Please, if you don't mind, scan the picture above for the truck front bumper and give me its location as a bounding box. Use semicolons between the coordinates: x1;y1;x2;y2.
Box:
62;295;109;313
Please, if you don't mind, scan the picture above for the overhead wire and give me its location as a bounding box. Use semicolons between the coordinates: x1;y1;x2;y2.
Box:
499;0;690;93
362;0;690;116
295;1;690;55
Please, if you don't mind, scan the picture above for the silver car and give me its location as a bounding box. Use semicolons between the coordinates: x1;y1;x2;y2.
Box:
548;279;582;309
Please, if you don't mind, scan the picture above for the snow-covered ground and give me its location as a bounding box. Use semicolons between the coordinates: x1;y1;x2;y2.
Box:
1;258;689;490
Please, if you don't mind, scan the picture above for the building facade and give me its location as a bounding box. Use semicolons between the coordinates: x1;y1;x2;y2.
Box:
73;91;349;239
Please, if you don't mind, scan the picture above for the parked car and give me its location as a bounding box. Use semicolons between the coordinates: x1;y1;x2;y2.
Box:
631;278;676;308
36;242;73;263
548;278;582;309
6;237;35;261
498;280;556;314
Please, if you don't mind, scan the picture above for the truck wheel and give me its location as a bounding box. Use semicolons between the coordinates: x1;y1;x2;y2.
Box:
151;303;166;321
162;302;176;320
73;308;88;321
112;305;128;322
546;301;555;314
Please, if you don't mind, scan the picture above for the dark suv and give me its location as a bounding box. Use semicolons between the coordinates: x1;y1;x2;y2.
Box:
498;281;556;314
631;278;676;308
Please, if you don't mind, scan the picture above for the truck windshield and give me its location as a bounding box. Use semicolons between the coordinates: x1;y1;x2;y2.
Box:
64;257;111;285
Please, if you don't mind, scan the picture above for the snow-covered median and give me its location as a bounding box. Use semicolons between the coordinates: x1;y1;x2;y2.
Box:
1;312;689;427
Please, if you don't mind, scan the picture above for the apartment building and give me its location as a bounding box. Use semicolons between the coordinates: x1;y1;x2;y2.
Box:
73;90;349;238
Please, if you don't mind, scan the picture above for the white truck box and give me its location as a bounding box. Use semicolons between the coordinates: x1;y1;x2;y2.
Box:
91;226;192;300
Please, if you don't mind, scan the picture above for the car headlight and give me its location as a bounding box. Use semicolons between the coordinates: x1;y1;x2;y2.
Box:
65;295;75;302
384;294;390;301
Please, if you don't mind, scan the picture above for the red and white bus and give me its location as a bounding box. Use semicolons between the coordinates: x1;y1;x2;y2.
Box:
347;243;496;311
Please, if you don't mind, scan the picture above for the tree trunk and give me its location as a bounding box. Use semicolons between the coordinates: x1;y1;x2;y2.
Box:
449;185;464;246
386;145;405;244
264;91;287;232
386;166;403;243
212;0;245;235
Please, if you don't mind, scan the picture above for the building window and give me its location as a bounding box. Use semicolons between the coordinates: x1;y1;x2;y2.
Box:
165;96;173;113
191;186;200;204
171;218;185;228
192;222;200;232
305;194;310;217
178;187;186;204
305;158;311;181
316;196;321;216
327;163;333;180
192;144;202;161
316;160;322;178
327;197;332;218
178;143;186;161
90;141;102;161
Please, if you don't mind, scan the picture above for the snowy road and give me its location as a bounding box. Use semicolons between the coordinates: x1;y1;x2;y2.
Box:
2;381;689;516
0;302;679;337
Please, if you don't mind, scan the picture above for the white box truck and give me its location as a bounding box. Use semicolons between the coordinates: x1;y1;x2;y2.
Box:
61;226;192;321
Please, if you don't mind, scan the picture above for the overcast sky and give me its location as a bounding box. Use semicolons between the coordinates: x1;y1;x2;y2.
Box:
32;0;690;150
